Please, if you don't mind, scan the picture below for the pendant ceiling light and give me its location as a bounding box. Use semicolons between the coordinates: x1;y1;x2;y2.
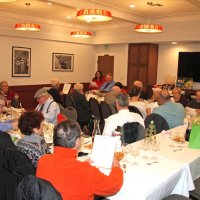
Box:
15;23;41;31
70;31;92;38
14;3;41;31
134;24;163;33
134;2;163;33
0;0;16;2
76;9;112;22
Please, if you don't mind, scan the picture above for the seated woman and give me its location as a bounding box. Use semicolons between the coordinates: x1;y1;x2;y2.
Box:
17;111;49;167
89;71;105;90
129;86;147;119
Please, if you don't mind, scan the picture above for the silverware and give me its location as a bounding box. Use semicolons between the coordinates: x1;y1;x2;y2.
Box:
122;163;127;173
147;161;158;165
173;149;182;152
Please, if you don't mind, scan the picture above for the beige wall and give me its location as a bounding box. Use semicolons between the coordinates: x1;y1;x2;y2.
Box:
157;43;200;85
0;36;95;85
94;44;128;85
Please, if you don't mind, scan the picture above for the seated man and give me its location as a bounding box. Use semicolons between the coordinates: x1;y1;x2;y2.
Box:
0;81;15;105
69;83;91;128
34;88;60;125
187;90;200;115
0;98;18;132
99;74;115;93
104;86;121;114
37;120;123;200
102;93;145;137
172;87;188;107
152;90;185;129
133;80;148;100
48;78;63;105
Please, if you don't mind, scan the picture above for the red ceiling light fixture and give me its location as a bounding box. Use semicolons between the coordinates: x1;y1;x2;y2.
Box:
76;9;112;22
14;2;41;31
70;31;92;38
134;24;163;33
15;23;41;31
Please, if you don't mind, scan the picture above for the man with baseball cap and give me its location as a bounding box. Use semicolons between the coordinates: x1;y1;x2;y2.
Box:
34;88;60;125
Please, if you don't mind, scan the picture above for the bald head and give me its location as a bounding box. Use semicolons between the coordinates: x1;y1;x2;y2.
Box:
157;90;171;105
133;80;143;89
111;86;121;94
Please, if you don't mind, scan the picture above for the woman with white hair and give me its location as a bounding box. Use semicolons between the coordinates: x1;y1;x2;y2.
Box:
48;78;63;105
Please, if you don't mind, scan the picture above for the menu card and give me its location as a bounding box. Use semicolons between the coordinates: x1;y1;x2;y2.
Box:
63;83;71;94
91;135;116;169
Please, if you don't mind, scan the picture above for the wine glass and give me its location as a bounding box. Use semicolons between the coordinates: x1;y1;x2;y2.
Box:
131;145;140;165
151;140;160;160
121;143;131;163
141;139;150;159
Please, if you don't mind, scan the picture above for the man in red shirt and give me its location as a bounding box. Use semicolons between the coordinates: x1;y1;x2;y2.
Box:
37;120;123;200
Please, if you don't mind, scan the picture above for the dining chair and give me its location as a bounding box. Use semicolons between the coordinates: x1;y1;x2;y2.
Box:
100;101;112;120
145;113;169;134
162;194;192;200
128;105;143;118
15;175;62;200
122;122;145;144
57;103;65;113
89;97;102;120
189;177;200;200
62;107;77;121
63;95;75;108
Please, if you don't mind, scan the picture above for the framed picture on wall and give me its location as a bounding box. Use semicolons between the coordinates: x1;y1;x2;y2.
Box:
52;53;74;72
12;46;31;77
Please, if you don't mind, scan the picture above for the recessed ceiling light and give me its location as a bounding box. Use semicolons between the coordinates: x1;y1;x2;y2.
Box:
66;16;71;19
172;42;178;45
47;2;52;5
86;20;91;23
129;4;136;8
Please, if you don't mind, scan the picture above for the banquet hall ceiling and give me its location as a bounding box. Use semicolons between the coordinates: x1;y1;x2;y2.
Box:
1;0;200;31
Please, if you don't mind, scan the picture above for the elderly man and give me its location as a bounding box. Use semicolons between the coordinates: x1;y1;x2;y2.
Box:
152;90;185;128
48;78;63;105
133;80;148;100
69;83;91;128
103;93;145;137
172;87;188;107
0;98;18;131
35;88;60;125
0;81;15;104
99;74;115;93
187;90;200;115
37;120;123;200
104;86;121;114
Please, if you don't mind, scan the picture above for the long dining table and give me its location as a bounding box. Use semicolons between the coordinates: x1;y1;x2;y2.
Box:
82;125;200;200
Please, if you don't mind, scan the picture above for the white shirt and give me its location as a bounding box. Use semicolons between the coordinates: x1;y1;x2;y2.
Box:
35;98;60;125
102;109;145;137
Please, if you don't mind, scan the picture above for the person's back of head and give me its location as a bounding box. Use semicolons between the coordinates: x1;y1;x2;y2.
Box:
51;78;60;89
111;86;121;95
116;93;129;110
128;86;141;98
53;119;81;149
15;175;62;200
157;90;170;105
114;82;123;89
74;83;84;92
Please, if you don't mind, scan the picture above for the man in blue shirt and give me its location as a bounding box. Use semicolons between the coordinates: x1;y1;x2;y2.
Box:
152;90;185;129
99;74;115;93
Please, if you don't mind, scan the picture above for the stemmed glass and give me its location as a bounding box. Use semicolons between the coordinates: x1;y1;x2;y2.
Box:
151;140;160;160
141;139;150;159
131;145;140;165
121;143;131;163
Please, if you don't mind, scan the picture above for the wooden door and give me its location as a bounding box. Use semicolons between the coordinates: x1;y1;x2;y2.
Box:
97;55;114;77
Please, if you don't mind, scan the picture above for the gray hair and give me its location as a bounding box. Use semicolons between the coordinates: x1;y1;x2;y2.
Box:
74;83;83;91
53;120;81;148
51;78;59;87
116;93;129;107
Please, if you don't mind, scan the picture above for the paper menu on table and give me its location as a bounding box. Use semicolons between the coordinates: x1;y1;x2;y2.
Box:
63;83;71;94
91;135;116;169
